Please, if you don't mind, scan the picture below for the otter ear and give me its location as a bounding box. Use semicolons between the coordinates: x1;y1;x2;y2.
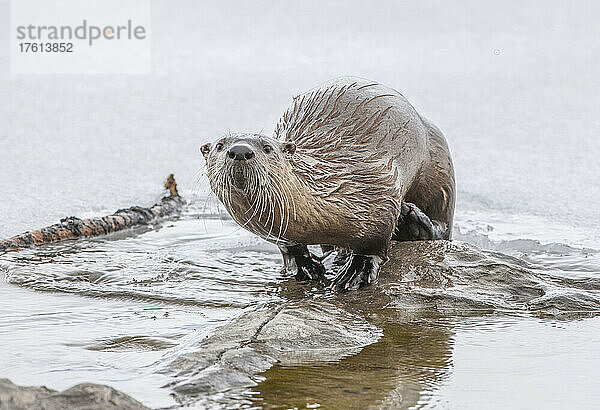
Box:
200;143;211;159
282;142;296;155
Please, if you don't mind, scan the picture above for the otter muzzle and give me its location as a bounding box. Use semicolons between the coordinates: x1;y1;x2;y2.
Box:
227;145;255;161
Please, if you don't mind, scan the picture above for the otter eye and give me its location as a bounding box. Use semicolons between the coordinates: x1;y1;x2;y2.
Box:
263;145;272;154
215;143;224;152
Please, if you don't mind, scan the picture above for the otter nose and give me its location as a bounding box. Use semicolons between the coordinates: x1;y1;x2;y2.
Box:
227;145;255;161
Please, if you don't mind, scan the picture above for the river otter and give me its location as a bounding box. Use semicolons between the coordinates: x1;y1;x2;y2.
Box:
202;77;455;291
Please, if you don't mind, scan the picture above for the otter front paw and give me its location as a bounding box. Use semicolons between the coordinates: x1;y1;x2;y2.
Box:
293;253;326;281
280;245;326;281
330;254;383;291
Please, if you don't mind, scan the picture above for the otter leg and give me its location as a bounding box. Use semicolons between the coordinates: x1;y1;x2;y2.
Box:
279;244;326;281
330;254;386;292
393;202;447;241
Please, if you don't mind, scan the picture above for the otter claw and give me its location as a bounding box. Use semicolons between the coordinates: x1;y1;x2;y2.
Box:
295;255;326;281
280;244;326;282
330;254;381;292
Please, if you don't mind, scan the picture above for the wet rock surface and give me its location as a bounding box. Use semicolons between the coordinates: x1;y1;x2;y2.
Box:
166;302;382;404
165;240;600;408
0;378;149;410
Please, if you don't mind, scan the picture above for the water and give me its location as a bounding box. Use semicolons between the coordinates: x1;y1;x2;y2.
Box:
0;203;283;408
252;317;600;409
1;0;600;408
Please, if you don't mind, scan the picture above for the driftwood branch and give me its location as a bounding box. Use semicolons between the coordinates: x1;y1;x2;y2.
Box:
0;174;185;252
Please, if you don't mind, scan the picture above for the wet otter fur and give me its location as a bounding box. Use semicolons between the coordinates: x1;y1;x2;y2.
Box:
202;77;455;291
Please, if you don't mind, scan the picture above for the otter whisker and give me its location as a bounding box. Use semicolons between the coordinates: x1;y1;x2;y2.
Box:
264;180;278;241
277;176;295;237
206;164;229;225
275;177;291;242
237;186;263;231
270;179;287;244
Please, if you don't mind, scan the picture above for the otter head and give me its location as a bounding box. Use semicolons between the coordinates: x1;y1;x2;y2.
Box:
202;133;296;198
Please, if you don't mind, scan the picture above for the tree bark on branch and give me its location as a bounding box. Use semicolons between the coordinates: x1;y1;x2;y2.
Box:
0;174;184;252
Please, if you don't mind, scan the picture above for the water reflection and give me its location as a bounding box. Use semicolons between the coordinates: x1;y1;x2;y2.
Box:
254;317;454;409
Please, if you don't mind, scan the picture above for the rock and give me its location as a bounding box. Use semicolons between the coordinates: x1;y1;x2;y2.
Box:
166;302;382;401
166;240;600;408
0;378;149;410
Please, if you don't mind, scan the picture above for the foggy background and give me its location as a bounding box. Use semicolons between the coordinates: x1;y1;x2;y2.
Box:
1;0;599;246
